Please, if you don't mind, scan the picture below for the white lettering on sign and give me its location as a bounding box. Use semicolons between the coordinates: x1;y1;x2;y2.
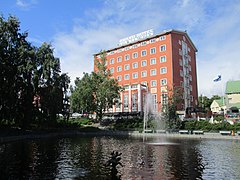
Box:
118;29;154;46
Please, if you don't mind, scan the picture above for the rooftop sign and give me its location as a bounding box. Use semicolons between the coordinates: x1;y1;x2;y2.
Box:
118;29;154;46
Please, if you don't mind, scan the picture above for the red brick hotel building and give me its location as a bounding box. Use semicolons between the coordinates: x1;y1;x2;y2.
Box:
94;29;198;114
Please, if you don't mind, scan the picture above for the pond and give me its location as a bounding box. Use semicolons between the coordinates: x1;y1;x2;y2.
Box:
0;135;240;179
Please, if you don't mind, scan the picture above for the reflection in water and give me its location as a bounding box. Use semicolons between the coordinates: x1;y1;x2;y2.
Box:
0;136;240;179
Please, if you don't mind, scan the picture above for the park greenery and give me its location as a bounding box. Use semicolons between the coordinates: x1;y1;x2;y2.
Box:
0;15;70;129
1;15;239;134
70;51;122;121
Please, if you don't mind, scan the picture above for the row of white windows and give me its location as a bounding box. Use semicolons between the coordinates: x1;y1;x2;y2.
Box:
110;57;167;73
107;36;166;55
119;78;168;87
109;45;166;64
116;68;167;80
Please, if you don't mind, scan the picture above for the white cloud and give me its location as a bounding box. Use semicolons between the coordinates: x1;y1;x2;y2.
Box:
53;0;240;97
16;0;37;9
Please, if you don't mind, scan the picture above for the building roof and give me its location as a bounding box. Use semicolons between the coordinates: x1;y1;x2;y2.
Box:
229;102;240;109
225;80;240;94
94;29;197;56
215;97;225;106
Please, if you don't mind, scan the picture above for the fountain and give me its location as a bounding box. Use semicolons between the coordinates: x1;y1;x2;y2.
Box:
143;92;166;133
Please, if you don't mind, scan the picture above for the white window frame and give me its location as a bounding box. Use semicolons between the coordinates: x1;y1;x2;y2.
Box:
159;35;166;41
110;58;114;64
117;56;122;63
117;66;122;72
150;47;156;54
125;54;130;61
160;67;167;74
132;72;138;79
117;75;122;81
132;62;138;69
141;71;147;77
141;60;147;67
160;78;167;86
141;50;147;57
110;67;114;73
151;80;157;87
160;56;166;63
150;69;156;76
160;45;166;52
150;58;156;65
132;52;138;59
124;74;130;80
124;64;130;70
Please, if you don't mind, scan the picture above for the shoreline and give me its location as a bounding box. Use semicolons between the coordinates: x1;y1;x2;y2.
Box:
1;129;240;143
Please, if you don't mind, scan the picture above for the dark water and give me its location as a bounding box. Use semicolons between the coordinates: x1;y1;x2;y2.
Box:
0;135;240;179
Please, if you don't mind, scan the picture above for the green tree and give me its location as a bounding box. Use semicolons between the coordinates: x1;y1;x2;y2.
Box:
70;51;122;121
36;43;67;123
198;94;221;111
70;73;96;114
0;15;70;127
162;86;183;129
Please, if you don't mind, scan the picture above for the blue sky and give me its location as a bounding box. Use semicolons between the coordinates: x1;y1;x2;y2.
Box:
1;0;240;97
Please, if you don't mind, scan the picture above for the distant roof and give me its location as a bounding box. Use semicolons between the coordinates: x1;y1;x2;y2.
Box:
215;97;225;106
225;80;240;94
229;102;240;109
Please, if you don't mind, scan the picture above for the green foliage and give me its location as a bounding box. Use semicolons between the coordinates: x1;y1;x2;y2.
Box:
0;15;70;128
114;118;143;131
70;51;122;121
198;95;221;111
162;86;182;129
181;120;240;131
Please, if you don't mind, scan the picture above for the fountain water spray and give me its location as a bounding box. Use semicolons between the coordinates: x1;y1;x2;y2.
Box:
143;92;166;133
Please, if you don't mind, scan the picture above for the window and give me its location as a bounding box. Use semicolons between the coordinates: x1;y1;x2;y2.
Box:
110;58;114;64
110;67;114;73
125;54;130;61
132;44;138;48
180;70;183;77
132;72;138;79
160;45;166;52
117;66;122;72
150;39;156;43
141;71;147;77
159;36;166;41
125;47;129;51
190;85;192;91
189;66;192;71
160;78;167;86
160;67;167;74
110;51;114;54
132;62;138;69
151;80;157;87
124;74;130;80
150;47;156;54
117;76;122;81
141;60;147;67
141;50;147;56
190;75;192;81
161;93;168;105
124;64;130;70
150;58;156;65
123;94;129;109
132;52;138;59
117;56;122;62
141;41;147;46
179;49;182;56
160;56;166;63
150;69;156;76
142;81;147;86
180;59;183;66
152;94;157;112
